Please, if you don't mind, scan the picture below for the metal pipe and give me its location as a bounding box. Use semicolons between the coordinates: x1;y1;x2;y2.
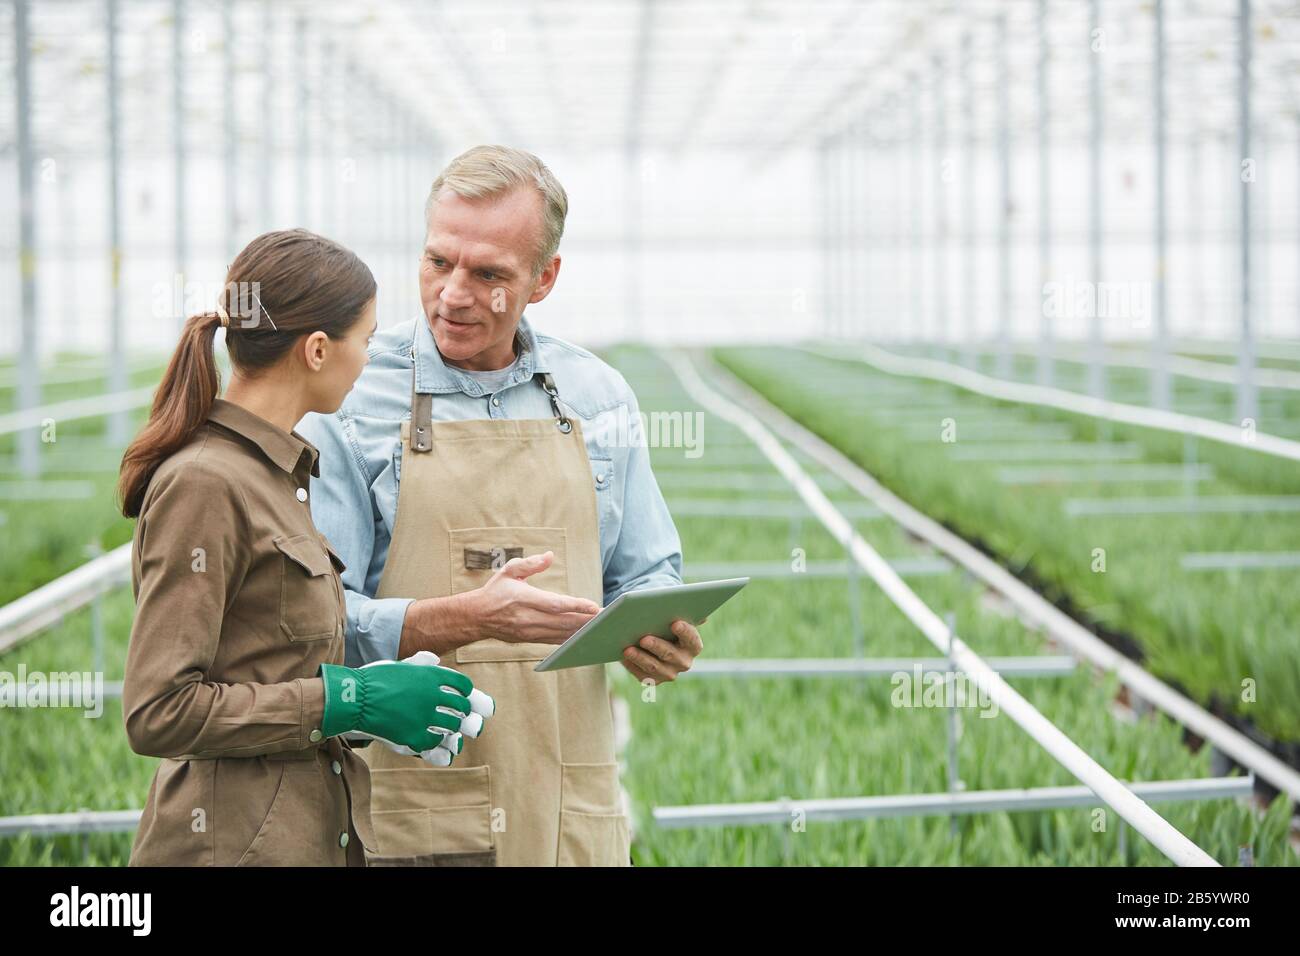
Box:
934;56;947;353
911;75;923;345
1037;0;1053;387
1236;0;1257;424
1088;0;1104;399
1151;0;1170;410
653;777;1253;830
107;0;125;445
223;0;237;260
685;656;1077;678
295;16;308;226
14;0;39;477
962;33;976;369
261;0;273;230
996;15;1011;379
173;0;187;324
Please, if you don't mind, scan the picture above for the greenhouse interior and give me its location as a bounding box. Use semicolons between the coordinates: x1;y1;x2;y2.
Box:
1;0;1298;880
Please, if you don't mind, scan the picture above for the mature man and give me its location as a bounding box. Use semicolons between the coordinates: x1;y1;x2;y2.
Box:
299;145;701;867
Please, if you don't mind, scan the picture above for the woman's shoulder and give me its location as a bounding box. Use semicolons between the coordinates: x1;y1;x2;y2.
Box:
140;428;249;517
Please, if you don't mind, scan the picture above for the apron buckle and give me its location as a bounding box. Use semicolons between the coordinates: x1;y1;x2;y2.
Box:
538;373;572;433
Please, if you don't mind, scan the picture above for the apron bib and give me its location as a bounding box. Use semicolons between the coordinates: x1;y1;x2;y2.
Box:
361;354;630;867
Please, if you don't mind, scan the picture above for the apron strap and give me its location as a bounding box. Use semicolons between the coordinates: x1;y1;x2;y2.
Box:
411;368;434;453
408;363;573;455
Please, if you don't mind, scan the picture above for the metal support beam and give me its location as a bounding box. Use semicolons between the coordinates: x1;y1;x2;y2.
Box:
1087;0;1104;400
261;0;274;231
223;0;237;260
107;0;126;445
996;15;1011;379
910;74;923;344
295;16;309;226
173;0;187;322
653;776;1253;830
1236;0;1258;424
1151;0;1170;410
962;33;976;369
685;656;1077;678
933;56;947;354
14;0;39;477
1036;0;1053;387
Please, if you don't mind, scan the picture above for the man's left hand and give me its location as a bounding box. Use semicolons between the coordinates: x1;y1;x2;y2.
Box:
621;619;703;684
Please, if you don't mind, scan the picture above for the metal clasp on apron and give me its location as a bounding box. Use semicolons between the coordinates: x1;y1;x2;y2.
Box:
538;373;572;433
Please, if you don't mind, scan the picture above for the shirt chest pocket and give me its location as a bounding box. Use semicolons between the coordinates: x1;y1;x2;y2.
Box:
274;533;345;642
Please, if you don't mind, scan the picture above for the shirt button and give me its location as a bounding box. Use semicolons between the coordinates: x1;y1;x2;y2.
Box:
339;832;350;848
296;488;308;502
309;729;323;743
331;760;342;775
491;397;501;407
596;473;606;485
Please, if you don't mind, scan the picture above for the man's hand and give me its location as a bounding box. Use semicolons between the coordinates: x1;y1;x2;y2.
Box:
622;618;704;684
398;551;600;658
469;551;601;644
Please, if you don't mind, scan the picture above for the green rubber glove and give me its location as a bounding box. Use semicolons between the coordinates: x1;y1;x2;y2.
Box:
319;658;475;757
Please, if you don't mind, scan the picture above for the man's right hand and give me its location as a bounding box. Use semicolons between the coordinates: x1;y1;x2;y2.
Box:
469;551;601;644
398;551;601;657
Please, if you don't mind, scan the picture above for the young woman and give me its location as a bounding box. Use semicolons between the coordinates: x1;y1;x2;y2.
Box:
117;229;486;866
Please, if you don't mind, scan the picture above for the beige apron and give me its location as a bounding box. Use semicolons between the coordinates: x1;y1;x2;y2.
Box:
360;354;631;867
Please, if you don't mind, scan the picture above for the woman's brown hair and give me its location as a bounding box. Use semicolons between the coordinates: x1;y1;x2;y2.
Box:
118;228;375;517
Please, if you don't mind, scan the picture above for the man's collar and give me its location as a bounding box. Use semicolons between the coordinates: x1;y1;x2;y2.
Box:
413;313;549;396
207;399;320;477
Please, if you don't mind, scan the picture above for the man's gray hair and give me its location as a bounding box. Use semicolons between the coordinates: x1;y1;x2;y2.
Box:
425;145;569;278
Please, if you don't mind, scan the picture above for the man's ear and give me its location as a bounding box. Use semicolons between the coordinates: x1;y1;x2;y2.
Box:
528;255;561;304
302;330;330;372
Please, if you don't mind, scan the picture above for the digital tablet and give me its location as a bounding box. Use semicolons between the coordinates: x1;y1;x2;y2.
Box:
534;578;749;672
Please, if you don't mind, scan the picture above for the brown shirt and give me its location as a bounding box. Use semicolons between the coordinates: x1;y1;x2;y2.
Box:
123;398;375;865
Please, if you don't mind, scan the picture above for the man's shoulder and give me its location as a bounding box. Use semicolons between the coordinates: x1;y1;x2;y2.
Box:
535;332;635;417
367;318;419;369
329;320;417;422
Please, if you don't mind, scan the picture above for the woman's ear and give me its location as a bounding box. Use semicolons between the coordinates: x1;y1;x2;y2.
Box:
303;330;330;372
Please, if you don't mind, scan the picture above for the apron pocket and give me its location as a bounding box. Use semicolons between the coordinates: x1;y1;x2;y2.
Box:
274;533;343;642
450;526;570;664
367;765;496;865
557;762;631;867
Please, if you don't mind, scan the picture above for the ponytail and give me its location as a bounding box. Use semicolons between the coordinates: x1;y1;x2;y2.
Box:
117;311;223;517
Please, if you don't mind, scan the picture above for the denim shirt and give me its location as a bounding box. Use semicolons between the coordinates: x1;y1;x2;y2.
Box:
296;315;684;667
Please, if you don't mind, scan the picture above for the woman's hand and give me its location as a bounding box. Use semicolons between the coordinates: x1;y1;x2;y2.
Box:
320;653;494;766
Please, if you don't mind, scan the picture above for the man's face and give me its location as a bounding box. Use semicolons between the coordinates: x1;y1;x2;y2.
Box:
419;185;560;371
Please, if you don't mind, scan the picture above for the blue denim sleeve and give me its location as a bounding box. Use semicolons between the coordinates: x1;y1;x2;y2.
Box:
601;387;684;605
299;410;411;667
